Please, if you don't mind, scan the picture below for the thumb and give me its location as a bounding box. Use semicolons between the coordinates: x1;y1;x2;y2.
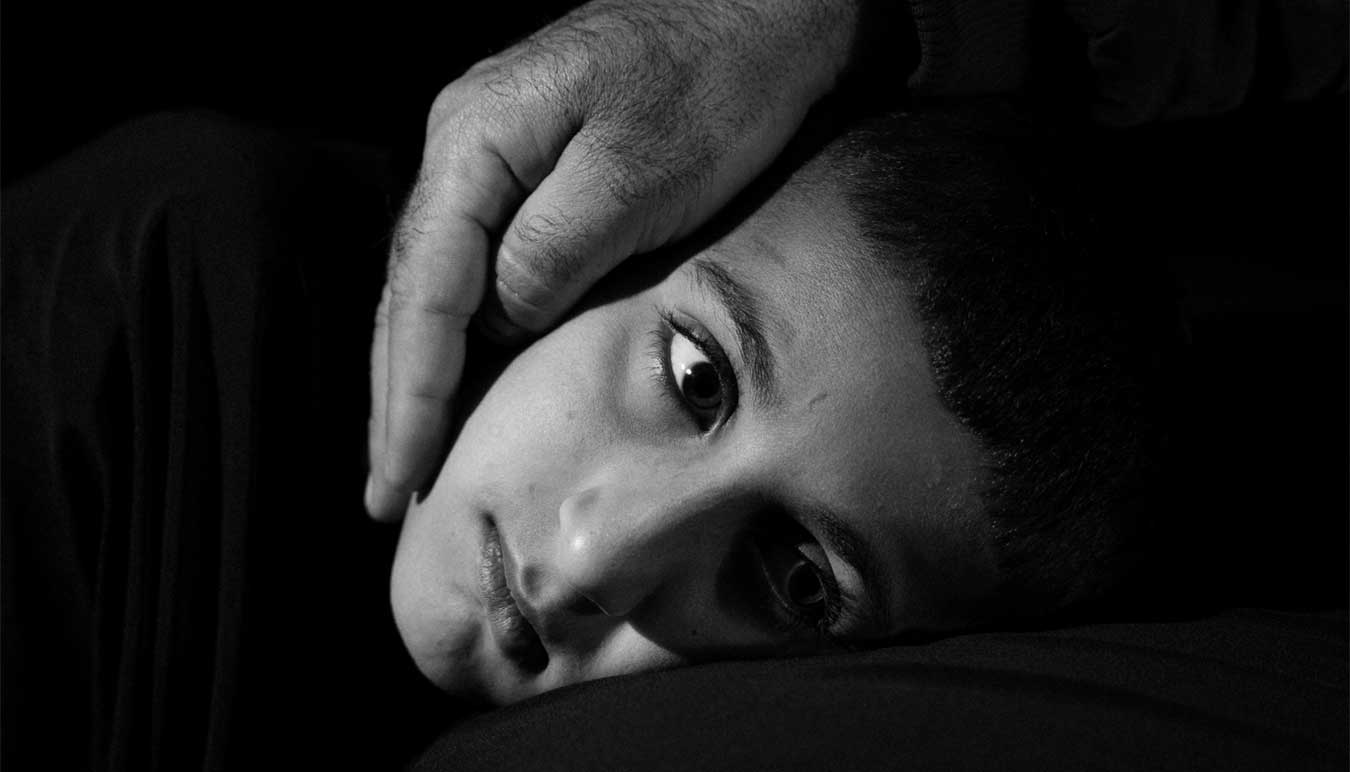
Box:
476;133;703;342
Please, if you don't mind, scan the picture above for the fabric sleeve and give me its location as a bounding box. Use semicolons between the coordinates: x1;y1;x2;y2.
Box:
904;0;1348;125
0;112;454;771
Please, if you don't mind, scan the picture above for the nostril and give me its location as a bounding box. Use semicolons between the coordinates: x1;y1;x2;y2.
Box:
519;562;605;617
515;558;607;618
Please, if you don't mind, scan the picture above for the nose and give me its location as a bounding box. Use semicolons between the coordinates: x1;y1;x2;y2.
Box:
553;479;730;618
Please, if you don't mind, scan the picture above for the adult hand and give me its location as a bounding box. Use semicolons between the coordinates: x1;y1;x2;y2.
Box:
366;0;866;521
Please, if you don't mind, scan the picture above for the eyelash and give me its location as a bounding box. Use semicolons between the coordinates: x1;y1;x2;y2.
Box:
647;308;738;432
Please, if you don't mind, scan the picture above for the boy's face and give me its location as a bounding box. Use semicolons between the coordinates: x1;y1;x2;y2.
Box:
391;176;998;705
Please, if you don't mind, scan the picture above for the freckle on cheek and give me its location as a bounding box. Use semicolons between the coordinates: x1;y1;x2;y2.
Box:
565;410;576;421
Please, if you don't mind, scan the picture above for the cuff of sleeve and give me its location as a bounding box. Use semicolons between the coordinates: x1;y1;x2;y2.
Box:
907;0;1032;95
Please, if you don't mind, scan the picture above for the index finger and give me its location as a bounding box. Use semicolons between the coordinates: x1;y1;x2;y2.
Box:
380;152;522;495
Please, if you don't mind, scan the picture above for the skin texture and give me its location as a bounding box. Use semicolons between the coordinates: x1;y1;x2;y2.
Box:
367;0;866;521
389;167;999;706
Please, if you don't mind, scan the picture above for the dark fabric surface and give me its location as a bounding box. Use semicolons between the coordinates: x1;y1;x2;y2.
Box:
1;113;455;771
413;607;1349;771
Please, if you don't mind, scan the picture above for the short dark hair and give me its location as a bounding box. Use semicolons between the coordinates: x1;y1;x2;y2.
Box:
825;107;1178;619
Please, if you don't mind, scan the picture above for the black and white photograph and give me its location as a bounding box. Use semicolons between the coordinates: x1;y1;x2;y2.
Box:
3;1;1347;769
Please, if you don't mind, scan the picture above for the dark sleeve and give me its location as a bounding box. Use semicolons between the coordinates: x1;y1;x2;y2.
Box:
1;112;455;771
905;0;1348;125
410;608;1349;772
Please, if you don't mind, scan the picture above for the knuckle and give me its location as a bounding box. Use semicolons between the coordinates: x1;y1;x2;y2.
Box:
389;181;433;270
385;243;424;304
462;31;594;114
428;82;466;128
576;124;712;208
430;46;532;115
427;77;522;160
387;231;483;328
386;255;476;329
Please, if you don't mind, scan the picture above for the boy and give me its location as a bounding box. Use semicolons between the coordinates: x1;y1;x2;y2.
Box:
390;108;1174;704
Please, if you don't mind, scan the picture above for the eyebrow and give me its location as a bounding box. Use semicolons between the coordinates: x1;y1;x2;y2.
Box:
689;257;782;408
800;502;894;637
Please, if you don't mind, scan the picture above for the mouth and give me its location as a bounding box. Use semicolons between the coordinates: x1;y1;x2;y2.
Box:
479;517;549;673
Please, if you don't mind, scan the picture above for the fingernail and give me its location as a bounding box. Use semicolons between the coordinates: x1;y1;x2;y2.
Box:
365;474;409;523
364;474;377;514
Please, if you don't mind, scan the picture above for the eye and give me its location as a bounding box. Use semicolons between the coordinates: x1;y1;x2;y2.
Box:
650;311;738;432
753;528;838;631
668;331;723;414
784;559;828;611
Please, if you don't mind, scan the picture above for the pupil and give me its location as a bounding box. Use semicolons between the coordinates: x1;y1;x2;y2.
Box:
786;563;824;608
682;362;720;408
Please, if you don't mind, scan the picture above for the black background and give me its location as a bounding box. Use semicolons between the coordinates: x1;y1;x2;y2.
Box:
2;1;579;186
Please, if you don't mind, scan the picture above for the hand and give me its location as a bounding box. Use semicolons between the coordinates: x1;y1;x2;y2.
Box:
366;0;865;521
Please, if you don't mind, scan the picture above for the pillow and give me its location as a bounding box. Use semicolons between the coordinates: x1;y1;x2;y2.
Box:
411;608;1347;771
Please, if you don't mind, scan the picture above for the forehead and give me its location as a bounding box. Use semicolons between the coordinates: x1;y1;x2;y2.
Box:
686;178;997;630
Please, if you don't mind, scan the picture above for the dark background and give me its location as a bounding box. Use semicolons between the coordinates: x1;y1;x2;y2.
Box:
4;3;1346;609
1;1;580;186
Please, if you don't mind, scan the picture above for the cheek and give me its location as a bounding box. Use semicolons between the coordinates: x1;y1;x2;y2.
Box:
389;513;479;679
434;308;636;521
482;319;613;447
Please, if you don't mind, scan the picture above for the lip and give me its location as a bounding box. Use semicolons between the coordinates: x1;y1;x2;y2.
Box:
479;517;549;673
